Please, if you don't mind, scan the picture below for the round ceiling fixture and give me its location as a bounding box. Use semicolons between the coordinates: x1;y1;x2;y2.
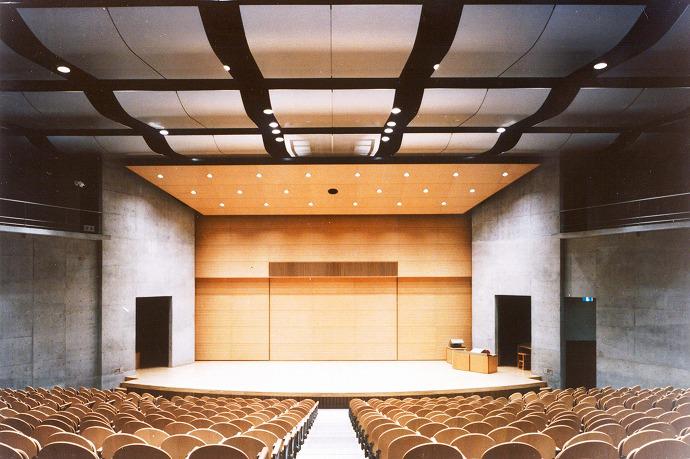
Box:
328;188;339;195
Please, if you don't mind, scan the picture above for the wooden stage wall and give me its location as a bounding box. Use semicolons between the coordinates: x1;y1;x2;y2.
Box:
196;215;472;360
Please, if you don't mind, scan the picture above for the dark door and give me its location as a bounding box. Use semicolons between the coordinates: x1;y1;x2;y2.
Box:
564;297;597;388
495;295;531;367
135;296;171;368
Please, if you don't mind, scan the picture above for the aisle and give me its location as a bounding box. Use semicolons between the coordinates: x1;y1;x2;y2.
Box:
298;409;365;458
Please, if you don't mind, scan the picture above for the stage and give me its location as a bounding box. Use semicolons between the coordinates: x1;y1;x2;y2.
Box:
121;361;545;408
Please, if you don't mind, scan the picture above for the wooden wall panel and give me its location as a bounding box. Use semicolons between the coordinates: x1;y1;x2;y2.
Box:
196;215;471;278
398;277;472;360
269;278;397;360
195;278;269;360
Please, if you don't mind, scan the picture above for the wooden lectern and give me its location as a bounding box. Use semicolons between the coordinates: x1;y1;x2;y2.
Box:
469;352;498;374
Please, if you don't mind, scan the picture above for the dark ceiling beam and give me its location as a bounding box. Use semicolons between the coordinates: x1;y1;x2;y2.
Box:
0;6;187;161
3;77;688;92
198;2;289;159
5;123;687;137
377;0;464;157
480;0;689;157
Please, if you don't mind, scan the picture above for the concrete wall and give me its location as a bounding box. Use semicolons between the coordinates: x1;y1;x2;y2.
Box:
100;161;196;388
564;228;690;388
471;160;562;388
0;233;100;388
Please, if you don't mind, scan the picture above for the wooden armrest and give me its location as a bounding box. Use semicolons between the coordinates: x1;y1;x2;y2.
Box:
257;446;269;459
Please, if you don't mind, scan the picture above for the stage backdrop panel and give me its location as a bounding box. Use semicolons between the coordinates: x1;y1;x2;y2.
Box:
195;278;269;360
269;277;397;360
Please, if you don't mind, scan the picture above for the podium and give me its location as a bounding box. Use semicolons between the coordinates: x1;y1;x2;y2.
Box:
469;352;498;374
451;349;470;370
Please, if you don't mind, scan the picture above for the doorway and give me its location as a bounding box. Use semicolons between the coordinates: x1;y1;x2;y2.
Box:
135;296;171;369
495;295;531;367
564;297;597;388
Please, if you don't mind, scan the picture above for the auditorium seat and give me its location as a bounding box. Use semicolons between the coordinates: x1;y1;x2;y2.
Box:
112;443;172;459
481;442;541;459
187;444;249;459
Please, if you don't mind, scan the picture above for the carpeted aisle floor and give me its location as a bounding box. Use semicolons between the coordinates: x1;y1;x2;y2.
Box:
298;409;365;458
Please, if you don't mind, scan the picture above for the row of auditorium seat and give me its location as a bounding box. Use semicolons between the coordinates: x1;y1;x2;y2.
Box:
349;385;690;459
0;386;317;459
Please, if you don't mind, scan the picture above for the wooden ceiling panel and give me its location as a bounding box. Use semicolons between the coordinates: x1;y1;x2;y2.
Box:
128;163;538;216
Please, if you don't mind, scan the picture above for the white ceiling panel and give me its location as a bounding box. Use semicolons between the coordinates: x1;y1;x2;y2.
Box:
462;89;550;127
332;90;395;127
18;8;161;79
166;135;221;156
241;5;331;78
2;92;126;129
178;91;255;128
506;133;571;154
541;88;643;127
398;133;452;154
48;136;105;155
435;5;553;77
332;5;422;77
0;42;63;80
605;7;690;77
333;134;381;156
270;90;332;127
214;135;268;155
115;91;203;129
94;136;156;156
108;7;230;79
444;133;500;154
410;89;487;127
558;133;617;154
285;134;333;156
503;5;644;77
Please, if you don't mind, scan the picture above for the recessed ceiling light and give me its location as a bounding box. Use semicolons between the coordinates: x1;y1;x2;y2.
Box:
593;62;608;70
441;201;447;206
469;188;476;193
403;171;410;177
305;172;312;178
381;136;390;142
263;108;273;115
376;188;382;194
57;65;71;74
384;128;393;134
219;202;225;207
222;64;230;71
452;171;459;177
191;158;200;162
354;172;361;177
502;171;509;177
391;107;401;114
423;188;429;193
190;190;197;195
433;63;440;71
237;189;243;195
206;173;213;179
271;129;281;134
269;121;279;128
156;174;164;179
159;129;169;136
256;172;262;178
308;202;314;207
396;201;402;207
352;201;358;207
496;127;506;133
264;202;269;207
386;121;396;127
275;137;284;142
283;189;289;194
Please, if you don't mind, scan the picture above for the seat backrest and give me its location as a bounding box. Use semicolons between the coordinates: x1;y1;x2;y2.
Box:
464;422;493;435
209;423;242;438
513;433;556;459
542;425;578;449
36;441;98;459
402;443;463;459
222;436;267;459
112;443;172;459
488;426;523;443
30;425;63;447
0;430;39;458
481;442;541;459
387;435;431;459
81;426;115;450
562;431;613;449
628;439;690;459
451;433;496;459
163;422;195;436
619;429;670;458
433;427;470;445
0;443;24;459
417;422;447;438
591;423;626;446
102;433;146;459
160;434;205;459
133;427;169;447
555;440;618;459
187;444;249;459
45;432;96;452
189;428;224;445
379;428;415;459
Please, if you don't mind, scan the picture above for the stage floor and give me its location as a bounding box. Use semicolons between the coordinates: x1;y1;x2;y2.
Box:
122;361;544;400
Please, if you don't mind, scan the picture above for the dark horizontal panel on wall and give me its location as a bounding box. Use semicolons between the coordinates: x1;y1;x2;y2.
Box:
269;262;398;278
